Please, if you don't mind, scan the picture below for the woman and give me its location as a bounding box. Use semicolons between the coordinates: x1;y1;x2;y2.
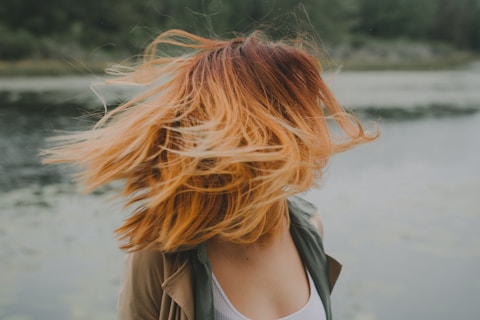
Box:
43;29;376;319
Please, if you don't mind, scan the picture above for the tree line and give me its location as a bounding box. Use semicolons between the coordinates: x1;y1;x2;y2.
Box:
1;0;480;60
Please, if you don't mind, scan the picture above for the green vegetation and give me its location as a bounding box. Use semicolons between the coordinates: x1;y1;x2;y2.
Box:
1;0;480;74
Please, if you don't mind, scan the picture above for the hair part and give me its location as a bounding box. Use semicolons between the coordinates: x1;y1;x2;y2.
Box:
42;29;377;252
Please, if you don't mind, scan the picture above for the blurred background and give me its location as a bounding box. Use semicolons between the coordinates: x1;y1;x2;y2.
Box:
1;0;479;319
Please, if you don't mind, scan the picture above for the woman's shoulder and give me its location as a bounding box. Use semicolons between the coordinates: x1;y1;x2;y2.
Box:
121;248;170;291
125;247;192;276
127;247;165;261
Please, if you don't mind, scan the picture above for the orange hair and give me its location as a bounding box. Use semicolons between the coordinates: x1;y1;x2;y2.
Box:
42;30;377;252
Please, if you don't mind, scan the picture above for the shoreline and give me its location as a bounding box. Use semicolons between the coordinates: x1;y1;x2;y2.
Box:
334;52;478;71
1;52;479;77
0;59;112;77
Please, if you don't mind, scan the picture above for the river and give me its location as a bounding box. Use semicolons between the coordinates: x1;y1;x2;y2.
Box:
1;64;479;320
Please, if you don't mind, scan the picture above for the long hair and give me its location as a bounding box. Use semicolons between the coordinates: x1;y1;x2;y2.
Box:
42;29;377;252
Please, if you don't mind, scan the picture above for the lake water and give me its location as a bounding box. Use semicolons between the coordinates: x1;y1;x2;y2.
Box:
1;64;480;320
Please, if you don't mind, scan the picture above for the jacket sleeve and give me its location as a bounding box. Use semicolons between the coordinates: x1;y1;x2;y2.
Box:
117;249;165;320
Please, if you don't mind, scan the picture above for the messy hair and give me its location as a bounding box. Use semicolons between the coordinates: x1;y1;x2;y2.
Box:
42;30;376;252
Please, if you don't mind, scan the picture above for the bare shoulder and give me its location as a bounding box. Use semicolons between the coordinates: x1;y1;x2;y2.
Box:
309;211;324;238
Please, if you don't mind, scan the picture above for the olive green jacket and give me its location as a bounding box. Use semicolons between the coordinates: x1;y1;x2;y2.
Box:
117;197;342;320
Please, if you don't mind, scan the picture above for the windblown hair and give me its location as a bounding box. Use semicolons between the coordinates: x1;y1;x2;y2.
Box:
42;30;376;252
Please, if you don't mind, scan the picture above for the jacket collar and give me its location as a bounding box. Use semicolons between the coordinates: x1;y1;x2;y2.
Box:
193;243;215;319
289;208;333;320
160;244;214;320
161;252;195;320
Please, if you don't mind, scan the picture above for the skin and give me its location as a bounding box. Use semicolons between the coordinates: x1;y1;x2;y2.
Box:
206;212;323;320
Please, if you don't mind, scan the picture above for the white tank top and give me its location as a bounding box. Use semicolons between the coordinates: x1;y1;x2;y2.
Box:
212;270;326;320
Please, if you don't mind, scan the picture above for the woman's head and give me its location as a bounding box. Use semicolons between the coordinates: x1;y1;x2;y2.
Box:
43;30;376;252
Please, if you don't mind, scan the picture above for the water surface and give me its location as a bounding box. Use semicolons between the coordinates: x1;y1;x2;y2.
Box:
1;65;479;320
